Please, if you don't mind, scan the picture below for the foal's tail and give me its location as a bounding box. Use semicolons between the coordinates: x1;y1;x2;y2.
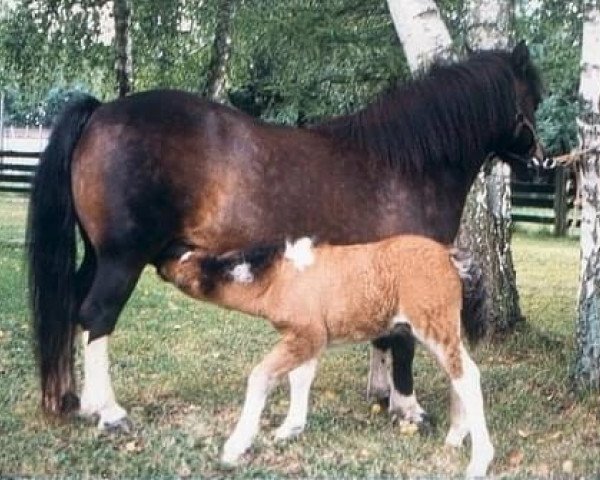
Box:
27;95;101;415
451;248;489;343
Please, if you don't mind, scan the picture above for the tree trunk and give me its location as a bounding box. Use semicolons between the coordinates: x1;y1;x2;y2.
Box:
575;1;600;389
458;0;523;334
386;0;454;72
113;0;133;97
203;0;235;102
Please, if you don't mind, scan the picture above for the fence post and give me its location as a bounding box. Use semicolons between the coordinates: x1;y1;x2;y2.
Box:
554;166;568;236
0;90;4;164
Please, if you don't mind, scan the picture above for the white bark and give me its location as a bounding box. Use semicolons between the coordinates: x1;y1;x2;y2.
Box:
579;5;600;113
575;1;600;389
464;0;511;49
386;0;453;71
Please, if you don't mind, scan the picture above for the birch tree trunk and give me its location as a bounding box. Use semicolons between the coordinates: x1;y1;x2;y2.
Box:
575;1;600;389
203;0;235;102
114;0;133;97
457;0;523;334
386;0;453;71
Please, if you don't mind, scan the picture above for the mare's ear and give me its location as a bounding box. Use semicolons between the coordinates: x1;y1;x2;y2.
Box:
511;40;530;76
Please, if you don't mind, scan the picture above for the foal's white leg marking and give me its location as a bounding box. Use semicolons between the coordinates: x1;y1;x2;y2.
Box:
367;346;391;399
275;359;318;441
284;237;315;271
222;366;274;464
452;345;494;477
80;332;128;429
445;387;469;447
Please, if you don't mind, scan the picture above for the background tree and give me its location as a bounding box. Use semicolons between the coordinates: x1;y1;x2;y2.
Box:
202;0;235;101
456;0;522;334
114;0;133;97
575;0;600;389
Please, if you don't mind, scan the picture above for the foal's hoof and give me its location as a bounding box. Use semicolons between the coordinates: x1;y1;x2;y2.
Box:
100;416;133;434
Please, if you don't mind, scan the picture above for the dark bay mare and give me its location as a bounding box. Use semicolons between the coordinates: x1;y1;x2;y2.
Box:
28;43;543;430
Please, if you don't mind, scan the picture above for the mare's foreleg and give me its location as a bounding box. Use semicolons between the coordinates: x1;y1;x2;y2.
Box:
371;330;429;428
388;332;428;426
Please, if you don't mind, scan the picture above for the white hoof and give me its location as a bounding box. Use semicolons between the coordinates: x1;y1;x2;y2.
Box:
97;404;129;431
222;435;252;465
445;427;468;447
274;422;304;441
465;444;494;478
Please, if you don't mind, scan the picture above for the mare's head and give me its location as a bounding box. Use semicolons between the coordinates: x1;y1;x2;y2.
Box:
495;41;545;168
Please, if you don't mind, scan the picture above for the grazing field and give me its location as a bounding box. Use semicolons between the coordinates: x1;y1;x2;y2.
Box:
0;194;598;477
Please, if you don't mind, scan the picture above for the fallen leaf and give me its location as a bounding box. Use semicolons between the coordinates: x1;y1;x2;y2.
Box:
508;449;523;468
518;429;530;438
122;439;144;454
370;403;382;415
562;460;573;474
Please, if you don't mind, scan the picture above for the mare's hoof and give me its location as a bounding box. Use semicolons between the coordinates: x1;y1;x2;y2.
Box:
391;412;436;436
416;413;436;436
101;416;133;434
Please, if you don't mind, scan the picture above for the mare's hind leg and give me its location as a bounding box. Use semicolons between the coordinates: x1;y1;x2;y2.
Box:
78;256;142;431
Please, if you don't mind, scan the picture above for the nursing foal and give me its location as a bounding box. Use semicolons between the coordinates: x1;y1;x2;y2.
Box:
160;235;494;477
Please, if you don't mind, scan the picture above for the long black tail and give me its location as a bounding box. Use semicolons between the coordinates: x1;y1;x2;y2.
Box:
27;95;101;415
451;249;489;343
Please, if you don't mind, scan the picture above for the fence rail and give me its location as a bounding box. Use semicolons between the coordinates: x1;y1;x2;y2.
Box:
0;151;40;193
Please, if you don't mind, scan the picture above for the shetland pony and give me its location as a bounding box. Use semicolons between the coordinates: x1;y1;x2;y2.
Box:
27;43;543;430
158;236;494;477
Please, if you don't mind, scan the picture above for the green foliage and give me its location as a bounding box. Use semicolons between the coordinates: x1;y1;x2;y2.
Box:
516;0;583;155
535;94;581;155
227;0;409;124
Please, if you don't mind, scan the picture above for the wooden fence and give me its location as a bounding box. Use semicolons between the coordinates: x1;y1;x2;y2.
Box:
0;151;39;194
512;166;579;236
0;151;580;236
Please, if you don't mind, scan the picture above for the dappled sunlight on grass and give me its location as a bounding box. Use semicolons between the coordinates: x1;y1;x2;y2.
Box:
1;195;598;477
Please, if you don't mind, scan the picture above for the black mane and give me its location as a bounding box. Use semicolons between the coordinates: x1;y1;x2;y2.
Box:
314;51;541;176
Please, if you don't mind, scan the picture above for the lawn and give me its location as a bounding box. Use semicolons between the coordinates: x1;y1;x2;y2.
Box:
0;194;598;477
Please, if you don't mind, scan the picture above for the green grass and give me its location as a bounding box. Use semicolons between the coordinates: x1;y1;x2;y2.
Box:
1;195;598;477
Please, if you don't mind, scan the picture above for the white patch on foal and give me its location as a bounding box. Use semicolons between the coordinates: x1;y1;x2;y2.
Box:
284;237;315;271
230;262;254;283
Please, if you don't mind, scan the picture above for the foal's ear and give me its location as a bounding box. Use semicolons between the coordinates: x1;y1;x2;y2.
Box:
511;40;530;75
